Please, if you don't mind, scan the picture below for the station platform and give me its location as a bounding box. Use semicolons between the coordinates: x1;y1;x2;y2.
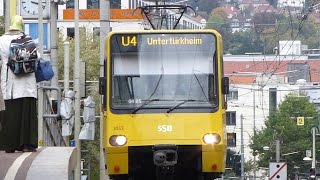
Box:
0;147;76;180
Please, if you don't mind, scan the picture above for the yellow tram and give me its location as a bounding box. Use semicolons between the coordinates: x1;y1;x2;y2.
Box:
100;29;229;180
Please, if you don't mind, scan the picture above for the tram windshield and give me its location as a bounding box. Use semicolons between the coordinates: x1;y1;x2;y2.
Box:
110;33;218;112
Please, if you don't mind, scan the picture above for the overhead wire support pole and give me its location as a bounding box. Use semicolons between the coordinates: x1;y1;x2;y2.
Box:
4;0;10;32
240;114;244;180
38;0;43;57
276;139;280;162
100;0;110;179
312;127;316;169
50;0;59;95
253;87;256;179
37;0;44;148
74;0;81;179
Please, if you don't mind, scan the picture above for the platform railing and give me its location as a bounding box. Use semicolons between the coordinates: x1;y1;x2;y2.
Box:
38;86;66;147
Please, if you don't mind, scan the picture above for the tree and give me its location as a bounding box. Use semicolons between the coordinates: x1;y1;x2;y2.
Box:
206;9;233;53
0;16;5;36
250;93;319;178
227;31;264;55
189;0;220;15
225;149;241;177
259;15;319;54
252;12;277;34
57;30;100;81
57;30;101;180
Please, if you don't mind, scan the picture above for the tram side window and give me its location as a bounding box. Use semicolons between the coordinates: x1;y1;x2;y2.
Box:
226;111;236;126
227;133;236;147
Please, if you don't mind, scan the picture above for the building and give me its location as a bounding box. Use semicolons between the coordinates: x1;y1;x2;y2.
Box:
224;54;320;177
278;0;305;8
0;0;204;40
56;0;203;39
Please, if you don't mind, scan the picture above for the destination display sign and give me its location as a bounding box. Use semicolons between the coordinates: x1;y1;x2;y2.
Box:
110;33;215;53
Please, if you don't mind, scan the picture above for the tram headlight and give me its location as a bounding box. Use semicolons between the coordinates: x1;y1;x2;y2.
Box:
203;133;221;144
109;135;127;146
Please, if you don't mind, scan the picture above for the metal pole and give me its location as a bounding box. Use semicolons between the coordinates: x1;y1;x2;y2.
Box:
37;0;44;149
253;88;256;179
63;41;70;145
4;0;9;32
64;42;70;94
38;88;44;147
74;0;81;179
100;0;110;179
276;139;280;162
50;1;59;92
241;114;244;180
312;128;316;169
38;0;43;57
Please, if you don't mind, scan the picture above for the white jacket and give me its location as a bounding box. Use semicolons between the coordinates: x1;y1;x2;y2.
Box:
0;32;37;100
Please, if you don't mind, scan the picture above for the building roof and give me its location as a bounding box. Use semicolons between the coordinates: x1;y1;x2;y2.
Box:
211;5;240;18
252;4;277;14
224;58;320;84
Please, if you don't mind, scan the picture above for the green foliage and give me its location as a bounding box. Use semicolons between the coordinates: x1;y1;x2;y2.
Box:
57;30;101;180
0;16;5;36
210;6;319;54
206;10;233;53
57;30;100;81
250;93;319;178
189;0;221;15
252;12;277;33
259;15;319;52
227;31;264;54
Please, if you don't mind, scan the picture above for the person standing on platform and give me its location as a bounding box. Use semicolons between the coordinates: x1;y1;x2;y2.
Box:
0;15;38;153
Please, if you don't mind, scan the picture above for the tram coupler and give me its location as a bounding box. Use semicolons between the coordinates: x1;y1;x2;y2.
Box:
153;144;178;167
153;144;178;179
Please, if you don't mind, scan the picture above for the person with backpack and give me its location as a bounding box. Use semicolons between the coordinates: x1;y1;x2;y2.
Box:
0;15;38;153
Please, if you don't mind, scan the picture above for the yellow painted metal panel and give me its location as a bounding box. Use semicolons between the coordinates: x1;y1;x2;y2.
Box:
105;112;226;147
202;150;226;172
107;153;129;174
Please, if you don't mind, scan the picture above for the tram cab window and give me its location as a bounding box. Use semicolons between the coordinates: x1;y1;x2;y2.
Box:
110;33;219;112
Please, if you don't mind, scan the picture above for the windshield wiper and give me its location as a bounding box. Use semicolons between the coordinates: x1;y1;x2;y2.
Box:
132;98;160;114
166;99;196;113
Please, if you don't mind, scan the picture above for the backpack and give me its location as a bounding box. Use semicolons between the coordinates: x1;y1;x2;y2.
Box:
7;33;38;75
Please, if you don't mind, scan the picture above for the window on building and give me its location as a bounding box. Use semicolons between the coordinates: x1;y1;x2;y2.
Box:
227;89;238;100
183;20;187;29
110;0;121;8
67;27;86;39
226;111;236;125
66;0;74;9
227;133;236;147
67;28;75;38
87;0;99;9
